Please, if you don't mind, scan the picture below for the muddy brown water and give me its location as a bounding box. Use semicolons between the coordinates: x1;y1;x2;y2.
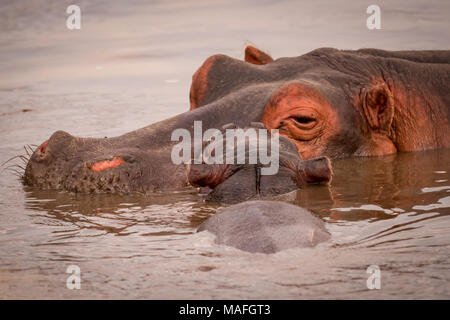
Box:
0;0;449;299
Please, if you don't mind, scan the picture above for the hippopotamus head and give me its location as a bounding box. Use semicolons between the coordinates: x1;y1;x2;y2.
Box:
190;46;450;159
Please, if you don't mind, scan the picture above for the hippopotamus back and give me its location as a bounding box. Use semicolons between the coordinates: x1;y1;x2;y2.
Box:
197;200;330;253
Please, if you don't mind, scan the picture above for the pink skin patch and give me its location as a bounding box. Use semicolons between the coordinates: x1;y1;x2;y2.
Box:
88;157;125;172
38;141;48;154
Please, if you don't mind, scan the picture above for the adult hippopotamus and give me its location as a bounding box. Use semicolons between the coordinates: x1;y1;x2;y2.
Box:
23;46;449;195
197;200;331;253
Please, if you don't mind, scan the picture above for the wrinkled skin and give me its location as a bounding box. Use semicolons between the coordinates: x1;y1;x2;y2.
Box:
191;46;450;159
188;122;331;204
24;46;450;195
197;200;331;253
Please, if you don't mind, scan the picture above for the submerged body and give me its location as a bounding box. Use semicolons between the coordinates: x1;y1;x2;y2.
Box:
197;200;331;253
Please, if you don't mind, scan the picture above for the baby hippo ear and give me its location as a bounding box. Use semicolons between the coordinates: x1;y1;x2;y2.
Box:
187;163;240;189
362;82;394;133
244;45;274;65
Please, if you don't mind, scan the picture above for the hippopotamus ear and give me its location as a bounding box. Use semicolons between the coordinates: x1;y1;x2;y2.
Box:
244;45;274;65
362;82;394;133
187;163;241;189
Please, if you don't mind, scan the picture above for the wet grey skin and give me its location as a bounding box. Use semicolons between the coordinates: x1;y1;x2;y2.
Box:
187;122;332;204
23;47;449;195
197;200;331;254
23;84;289;193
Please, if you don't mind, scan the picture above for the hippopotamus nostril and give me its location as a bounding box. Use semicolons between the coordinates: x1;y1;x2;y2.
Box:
37;141;48;155
31;131;74;162
29;140;50;163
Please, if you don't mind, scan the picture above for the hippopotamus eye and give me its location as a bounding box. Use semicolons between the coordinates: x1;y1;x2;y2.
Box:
290;116;317;130
276;109;323;142
293;116;316;125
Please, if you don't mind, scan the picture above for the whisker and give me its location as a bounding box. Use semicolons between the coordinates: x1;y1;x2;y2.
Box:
25;144;35;155
8;168;21;174
4;168;23;176
19;155;29;165
10;163;26;171
23;146;31;157
3;163;24;170
1;155;24;167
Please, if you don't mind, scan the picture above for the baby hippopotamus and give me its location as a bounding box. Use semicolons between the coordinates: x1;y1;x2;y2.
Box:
197;200;331;253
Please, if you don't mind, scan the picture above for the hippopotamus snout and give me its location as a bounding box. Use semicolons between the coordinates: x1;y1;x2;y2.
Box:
24;130;150;193
24;130;76;187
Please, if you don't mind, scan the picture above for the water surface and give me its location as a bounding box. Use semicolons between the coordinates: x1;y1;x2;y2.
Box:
0;0;449;299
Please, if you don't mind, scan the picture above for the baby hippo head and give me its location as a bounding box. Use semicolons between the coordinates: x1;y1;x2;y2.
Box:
187;122;332;204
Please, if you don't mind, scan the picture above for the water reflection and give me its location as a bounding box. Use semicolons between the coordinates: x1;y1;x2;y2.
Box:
23;149;449;237
11;149;450;299
293;149;450;222
24;188;219;238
